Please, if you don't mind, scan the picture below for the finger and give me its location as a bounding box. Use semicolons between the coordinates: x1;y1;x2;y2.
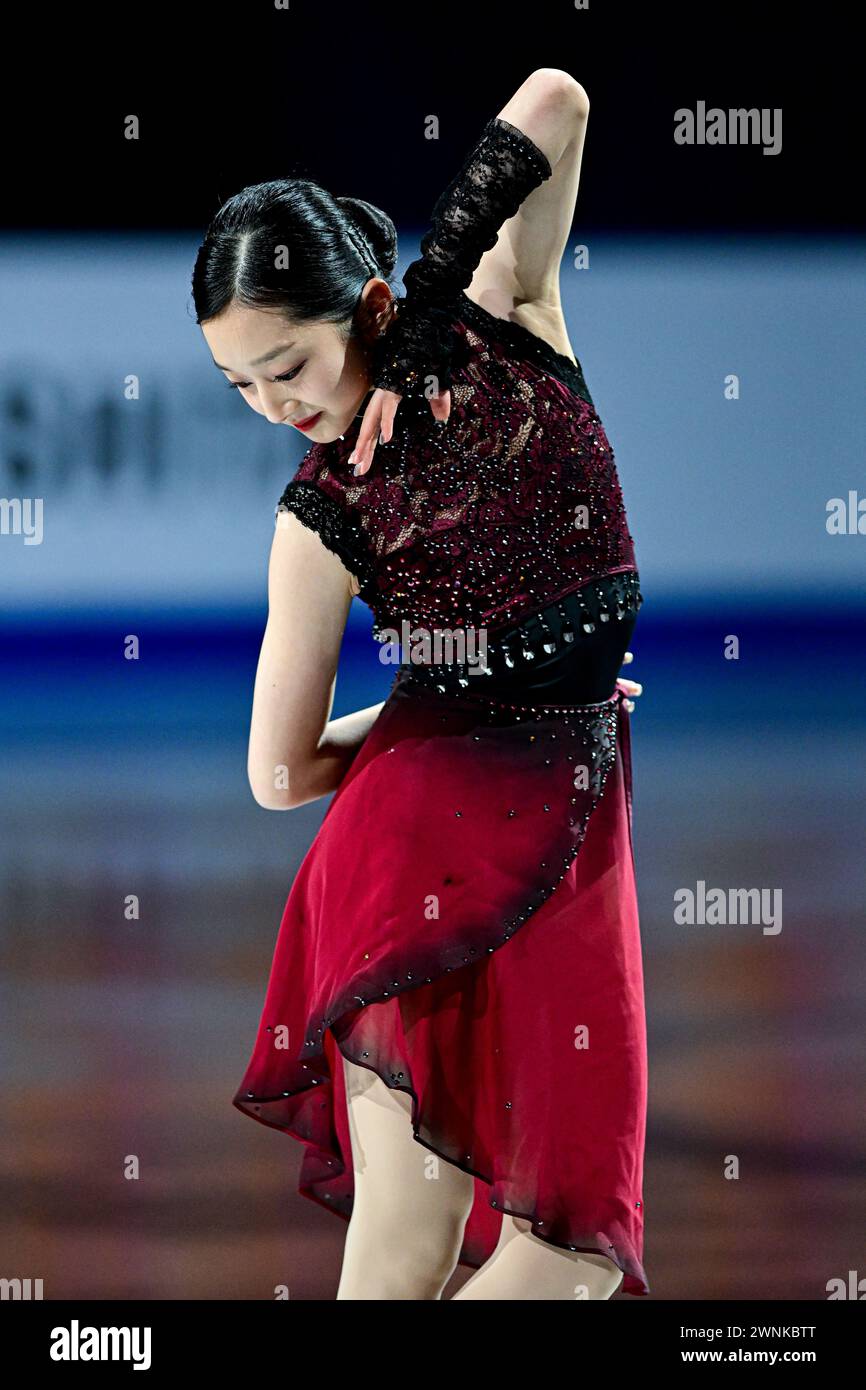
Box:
354;410;380;473
623;698;635;712
618;680;643;696
378;392;401;444
350;393;384;475
621;651;634;665
428;388;451;423
348;416;376;471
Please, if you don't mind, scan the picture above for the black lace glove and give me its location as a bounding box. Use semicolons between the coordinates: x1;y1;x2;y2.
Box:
371;116;553;399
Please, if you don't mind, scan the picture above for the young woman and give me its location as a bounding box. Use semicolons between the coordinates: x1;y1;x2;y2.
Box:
192;68;649;1301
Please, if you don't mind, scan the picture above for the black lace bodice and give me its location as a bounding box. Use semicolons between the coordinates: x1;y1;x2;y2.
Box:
275;112;642;694
277;297;638;641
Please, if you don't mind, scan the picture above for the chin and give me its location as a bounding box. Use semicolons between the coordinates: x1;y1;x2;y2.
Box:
319;411;357;444
313;420;345;444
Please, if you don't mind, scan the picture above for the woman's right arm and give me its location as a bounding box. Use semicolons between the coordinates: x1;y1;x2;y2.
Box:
247;510;383;811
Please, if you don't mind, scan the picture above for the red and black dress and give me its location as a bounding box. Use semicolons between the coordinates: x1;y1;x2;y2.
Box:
233;118;650;1297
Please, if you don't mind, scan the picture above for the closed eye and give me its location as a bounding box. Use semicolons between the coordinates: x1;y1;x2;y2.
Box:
226;364;305;390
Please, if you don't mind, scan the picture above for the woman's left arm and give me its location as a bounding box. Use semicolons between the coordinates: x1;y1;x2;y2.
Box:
470;68;590;312
352;69;590;475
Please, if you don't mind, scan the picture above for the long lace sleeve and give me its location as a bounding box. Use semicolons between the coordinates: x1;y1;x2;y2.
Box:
371;116;553;398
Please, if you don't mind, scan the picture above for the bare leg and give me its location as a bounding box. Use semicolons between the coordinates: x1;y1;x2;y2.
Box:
451;1214;624;1300
336;1053;475;1300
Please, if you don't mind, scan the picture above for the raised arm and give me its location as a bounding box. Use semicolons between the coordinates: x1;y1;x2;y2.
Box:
247;513;383;810
471;68;590;317
353;68;590;475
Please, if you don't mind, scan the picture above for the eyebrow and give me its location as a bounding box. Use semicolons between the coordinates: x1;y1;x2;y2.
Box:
213;341;296;372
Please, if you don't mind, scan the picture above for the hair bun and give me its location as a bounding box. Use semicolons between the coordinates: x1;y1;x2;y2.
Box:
337;195;398;279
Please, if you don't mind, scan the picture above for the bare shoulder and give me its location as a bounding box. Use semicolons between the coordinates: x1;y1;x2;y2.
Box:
270;507;357;624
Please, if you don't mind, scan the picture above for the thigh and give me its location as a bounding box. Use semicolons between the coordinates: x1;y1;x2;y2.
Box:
341;1053;475;1215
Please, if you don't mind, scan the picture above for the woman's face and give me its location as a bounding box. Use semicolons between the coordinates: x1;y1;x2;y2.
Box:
201;280;393;443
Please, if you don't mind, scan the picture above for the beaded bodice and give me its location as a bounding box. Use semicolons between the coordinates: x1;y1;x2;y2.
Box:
276;291;638;644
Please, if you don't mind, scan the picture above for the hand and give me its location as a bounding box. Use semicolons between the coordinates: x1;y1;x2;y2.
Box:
348;383;451;477
616;651;643;712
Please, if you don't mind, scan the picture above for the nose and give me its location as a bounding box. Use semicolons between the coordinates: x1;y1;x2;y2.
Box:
258;382;298;425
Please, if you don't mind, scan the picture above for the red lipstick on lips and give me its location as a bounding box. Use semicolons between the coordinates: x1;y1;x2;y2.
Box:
292;410;322;432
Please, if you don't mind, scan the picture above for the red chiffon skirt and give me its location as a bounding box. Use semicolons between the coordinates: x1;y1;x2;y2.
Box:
233;668;649;1296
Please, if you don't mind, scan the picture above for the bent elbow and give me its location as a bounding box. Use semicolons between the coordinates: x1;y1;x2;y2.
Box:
532;68;589;117
247;761;306;811
249;785;296;811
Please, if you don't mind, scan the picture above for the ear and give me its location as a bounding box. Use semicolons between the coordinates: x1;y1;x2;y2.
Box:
356;278;395;343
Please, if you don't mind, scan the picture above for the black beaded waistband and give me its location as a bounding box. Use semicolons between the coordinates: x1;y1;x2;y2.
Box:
396;570;643;696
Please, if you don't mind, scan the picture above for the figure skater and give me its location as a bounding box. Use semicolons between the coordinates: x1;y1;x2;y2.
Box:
192;67;649;1301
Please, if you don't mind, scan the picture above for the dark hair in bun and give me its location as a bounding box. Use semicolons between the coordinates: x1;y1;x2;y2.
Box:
191;178;399;334
335;195;398;280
